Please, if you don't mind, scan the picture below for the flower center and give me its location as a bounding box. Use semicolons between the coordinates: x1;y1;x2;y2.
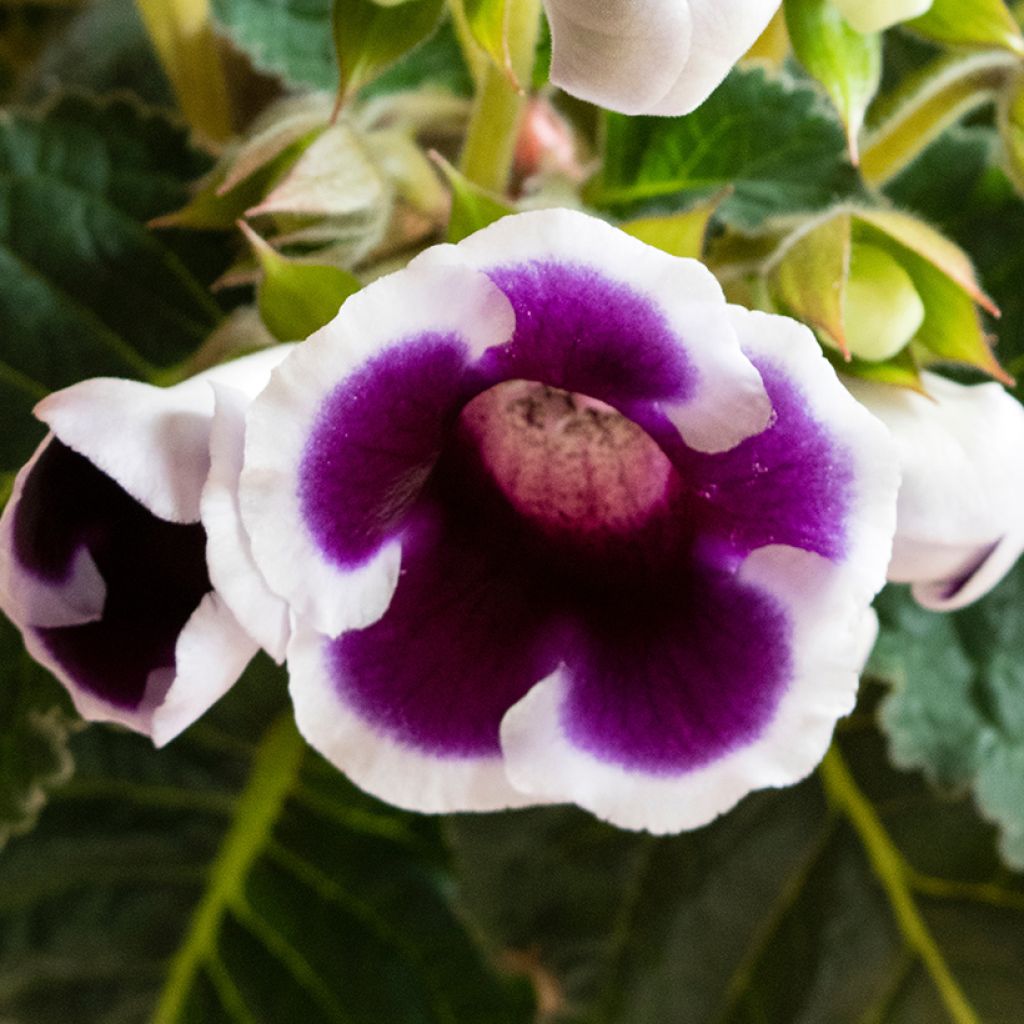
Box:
459;380;677;536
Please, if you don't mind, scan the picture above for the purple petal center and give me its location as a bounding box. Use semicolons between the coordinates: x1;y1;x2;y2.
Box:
13;440;211;710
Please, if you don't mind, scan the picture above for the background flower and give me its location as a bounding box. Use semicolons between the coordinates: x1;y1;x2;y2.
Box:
848;372;1024;610
0;349;288;745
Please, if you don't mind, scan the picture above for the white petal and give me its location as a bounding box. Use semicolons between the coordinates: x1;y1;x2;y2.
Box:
847;372;1024;611
543;0;693;115
833;0;931;33
201;384;292;661
149;592;259;746
646;0;782;116
501;548;877;833
240;261;516;639
416;209;771;453
287;624;543;813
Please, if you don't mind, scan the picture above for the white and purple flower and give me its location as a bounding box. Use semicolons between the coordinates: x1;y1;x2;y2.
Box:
0;348;290;745
240;209;899;832
848;372;1024;611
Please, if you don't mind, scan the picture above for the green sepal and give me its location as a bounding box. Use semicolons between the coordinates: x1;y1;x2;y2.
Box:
907;0;1024;56
462;0;515;81
431;152;512;242
239;222;361;341
783;0;882;163
331;0;446;109
620;194;725;260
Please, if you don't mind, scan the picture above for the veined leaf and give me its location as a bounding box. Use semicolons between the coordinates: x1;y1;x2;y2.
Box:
907;0;1024;56
0;663;534;1023
874;567;1024;872
586;67;865;230
450;727;1024;1023
0;94;227;476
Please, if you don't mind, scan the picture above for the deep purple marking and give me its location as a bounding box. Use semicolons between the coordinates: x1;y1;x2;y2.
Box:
476;261;695;409
560;564;791;773
14;440;210;709
673;359;854;566
298;334;471;568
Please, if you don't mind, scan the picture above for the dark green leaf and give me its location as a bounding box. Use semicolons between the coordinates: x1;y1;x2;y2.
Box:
874;569;1024;871
585;67;865;230
449;726;1024;1023
0;617;74;848
0;94;227;475
0;662;534;1023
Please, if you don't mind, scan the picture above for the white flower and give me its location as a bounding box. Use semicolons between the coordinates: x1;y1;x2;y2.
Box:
0;348;291;745
847;371;1024;610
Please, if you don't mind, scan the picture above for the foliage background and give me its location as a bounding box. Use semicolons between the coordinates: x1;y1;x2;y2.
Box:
2;2;1024;1021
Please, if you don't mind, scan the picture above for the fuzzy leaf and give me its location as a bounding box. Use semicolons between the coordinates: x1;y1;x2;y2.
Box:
0;664;534;1023
432;153;512;242
620;195;724;259
907;0;1024;56
586;67;865;230
874;568;1024;871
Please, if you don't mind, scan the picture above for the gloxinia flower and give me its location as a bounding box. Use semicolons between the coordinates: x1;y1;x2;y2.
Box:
543;0;780;116
0;347;291;745
240;209;898;833
542;0;935;117
847;372;1024;611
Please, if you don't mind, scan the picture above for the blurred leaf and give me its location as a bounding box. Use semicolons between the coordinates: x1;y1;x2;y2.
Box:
210;0;336;90
998;70;1024;195
0;94;227;476
907;0;1024;56
135;0;233;142
874;570;1024;872
860;50;1017;186
784;0;882;162
586;67;865;230
0;663;534;1023
239;221;360;341
450;727;1024;1023
332;0;445;105
0;617;74;849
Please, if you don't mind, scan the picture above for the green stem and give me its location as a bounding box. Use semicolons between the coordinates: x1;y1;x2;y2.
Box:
446;0;489;90
458;0;542;194
151;715;305;1024
819;747;980;1024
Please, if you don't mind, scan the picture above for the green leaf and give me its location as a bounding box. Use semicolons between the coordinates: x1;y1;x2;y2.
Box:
998;70;1024;196
0;617;74;849
0;663;534;1023
210;0;336;90
882;128;1024;374
620;194;724;259
0;94;227;476
860;50;1017;187
585;67;865;230
907;0;1024;57
874;569;1024;872
784;0;882;162
451;726;1024;1024
239;221;360;341
332;0;446;105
